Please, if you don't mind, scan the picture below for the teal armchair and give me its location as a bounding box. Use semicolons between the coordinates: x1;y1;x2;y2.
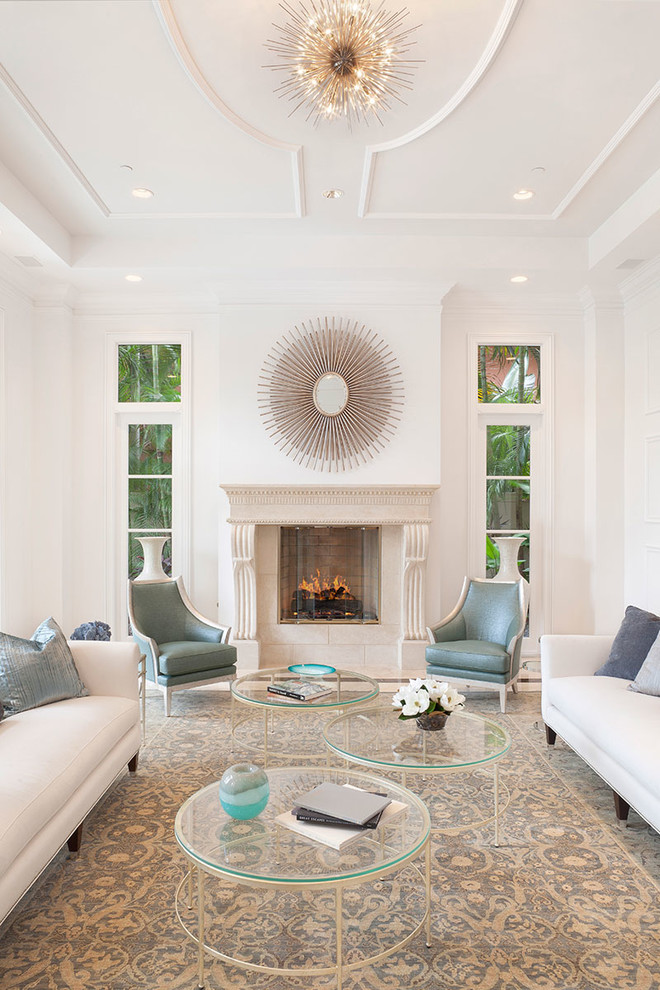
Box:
127;576;237;715
426;578;526;713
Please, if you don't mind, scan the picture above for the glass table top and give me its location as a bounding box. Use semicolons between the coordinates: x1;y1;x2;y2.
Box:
323;707;511;771
175;767;430;884
231;667;379;710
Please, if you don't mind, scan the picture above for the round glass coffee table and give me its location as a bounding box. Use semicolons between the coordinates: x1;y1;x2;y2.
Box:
231;668;379;765
323;707;511;844
175;766;431;990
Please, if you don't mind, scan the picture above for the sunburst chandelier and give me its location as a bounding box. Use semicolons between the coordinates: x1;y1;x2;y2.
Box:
265;0;421;126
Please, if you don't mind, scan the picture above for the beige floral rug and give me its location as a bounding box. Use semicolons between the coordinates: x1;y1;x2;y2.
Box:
1;688;659;990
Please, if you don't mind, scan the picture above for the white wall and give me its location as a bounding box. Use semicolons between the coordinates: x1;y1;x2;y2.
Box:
0;278;35;634
623;262;660;614
0;275;622;644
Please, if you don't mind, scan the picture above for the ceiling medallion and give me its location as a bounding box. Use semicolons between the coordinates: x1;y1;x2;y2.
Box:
258;317;404;471
265;0;421;126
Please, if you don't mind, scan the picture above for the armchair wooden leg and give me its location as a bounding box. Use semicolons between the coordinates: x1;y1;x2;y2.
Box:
165;689;172;717
499;685;506;713
545;724;557;745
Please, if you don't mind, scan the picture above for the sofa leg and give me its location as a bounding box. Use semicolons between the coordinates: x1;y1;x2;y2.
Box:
545;724;557;746
128;752;139;773
613;791;630;822
67;823;84;854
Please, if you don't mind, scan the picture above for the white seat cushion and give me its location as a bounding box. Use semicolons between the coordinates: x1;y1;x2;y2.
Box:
0;694;138;876
547;675;660;795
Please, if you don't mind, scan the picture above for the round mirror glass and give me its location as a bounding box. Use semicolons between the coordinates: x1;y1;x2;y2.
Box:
313;372;349;416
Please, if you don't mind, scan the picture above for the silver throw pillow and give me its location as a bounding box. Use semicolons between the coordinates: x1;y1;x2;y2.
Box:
628;630;660;697
0;617;89;717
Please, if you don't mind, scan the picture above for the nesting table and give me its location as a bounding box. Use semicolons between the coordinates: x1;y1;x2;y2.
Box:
175;766;431;989
230;668;379;765
323;707;511;844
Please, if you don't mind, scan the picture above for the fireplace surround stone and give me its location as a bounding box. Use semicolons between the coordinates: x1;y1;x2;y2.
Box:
220;486;438;671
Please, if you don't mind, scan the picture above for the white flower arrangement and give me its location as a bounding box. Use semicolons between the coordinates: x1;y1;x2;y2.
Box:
392;677;466;721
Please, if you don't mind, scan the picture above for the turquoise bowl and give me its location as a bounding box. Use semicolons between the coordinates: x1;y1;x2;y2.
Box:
218;763;269;820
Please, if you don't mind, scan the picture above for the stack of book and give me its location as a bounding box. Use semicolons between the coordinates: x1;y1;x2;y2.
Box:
275;782;406;850
266;679;333;702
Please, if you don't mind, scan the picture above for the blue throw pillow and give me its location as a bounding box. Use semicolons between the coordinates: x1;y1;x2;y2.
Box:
595;605;660;680
0;617;89;717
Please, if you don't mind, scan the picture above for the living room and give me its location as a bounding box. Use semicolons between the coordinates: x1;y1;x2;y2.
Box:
1;1;659;987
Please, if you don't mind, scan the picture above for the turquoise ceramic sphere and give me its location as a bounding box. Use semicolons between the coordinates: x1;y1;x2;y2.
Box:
218;763;269;820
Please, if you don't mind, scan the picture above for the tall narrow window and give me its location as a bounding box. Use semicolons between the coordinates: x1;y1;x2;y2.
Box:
128;424;173;579
471;337;550;652
486;424;530;583
110;334;189;639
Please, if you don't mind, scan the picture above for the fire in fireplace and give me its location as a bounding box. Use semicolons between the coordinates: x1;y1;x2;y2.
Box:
280;526;380;624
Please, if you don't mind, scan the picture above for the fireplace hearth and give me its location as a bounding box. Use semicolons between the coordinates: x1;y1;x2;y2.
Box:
280;526;379;624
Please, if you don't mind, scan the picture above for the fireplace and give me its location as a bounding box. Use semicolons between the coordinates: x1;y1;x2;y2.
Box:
279;526;380;624
220;485;438;671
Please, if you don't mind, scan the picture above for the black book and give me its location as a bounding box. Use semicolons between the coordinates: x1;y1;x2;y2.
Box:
292;789;388;830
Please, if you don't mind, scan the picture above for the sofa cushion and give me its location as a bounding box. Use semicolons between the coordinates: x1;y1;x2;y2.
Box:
546;674;660;796
629;631;660;697
425;639;510;675
0;618;88;717
157;640;237;677
0;694;137;879
594;605;660;680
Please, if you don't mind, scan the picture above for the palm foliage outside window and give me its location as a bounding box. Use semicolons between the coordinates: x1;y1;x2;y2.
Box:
118;344;181;402
118;342;180;580
478;346;540;404
486;424;530;582
127;424;173;579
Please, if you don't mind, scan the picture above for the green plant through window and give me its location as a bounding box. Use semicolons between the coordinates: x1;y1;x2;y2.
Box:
478;346;540;404
126;423;174;580
118;344;181;403
486;423;530;583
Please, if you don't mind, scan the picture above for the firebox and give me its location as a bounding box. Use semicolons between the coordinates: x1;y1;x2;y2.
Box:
279;526;380;624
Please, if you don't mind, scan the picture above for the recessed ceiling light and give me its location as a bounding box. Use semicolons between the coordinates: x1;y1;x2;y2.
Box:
131;187;154;199
125;274;143;282
510;274;529;284
513;188;534;201
322;189;344;199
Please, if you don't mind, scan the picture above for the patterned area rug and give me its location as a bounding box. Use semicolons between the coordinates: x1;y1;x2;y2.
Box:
1;688;659;990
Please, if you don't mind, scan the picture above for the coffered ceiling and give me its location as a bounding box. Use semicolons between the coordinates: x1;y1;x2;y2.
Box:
0;0;658;297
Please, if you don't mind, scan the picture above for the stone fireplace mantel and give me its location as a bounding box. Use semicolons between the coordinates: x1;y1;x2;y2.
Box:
220;485;439;670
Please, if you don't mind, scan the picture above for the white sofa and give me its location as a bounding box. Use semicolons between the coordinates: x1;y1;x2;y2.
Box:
541;634;660;832
0;640;141;924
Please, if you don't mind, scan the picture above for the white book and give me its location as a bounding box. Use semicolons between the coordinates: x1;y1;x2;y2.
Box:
275;797;407;851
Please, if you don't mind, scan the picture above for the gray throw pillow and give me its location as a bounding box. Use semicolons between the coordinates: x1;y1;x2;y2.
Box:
0;617;89;717
594;605;660;680
629;630;660;697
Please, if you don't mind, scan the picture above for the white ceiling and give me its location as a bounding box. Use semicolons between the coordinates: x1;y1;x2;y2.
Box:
0;0;659;298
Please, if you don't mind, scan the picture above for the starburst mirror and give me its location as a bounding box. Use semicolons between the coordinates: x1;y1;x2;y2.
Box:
258;317;404;471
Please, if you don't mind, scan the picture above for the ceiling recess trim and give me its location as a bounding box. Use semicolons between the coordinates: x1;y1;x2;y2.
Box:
551;81;660;220
358;0;524;218
0;63;111;217
153;0;305;218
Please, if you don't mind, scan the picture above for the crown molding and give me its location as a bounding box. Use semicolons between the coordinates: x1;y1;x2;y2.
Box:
619;255;660;307
213;280;453;306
